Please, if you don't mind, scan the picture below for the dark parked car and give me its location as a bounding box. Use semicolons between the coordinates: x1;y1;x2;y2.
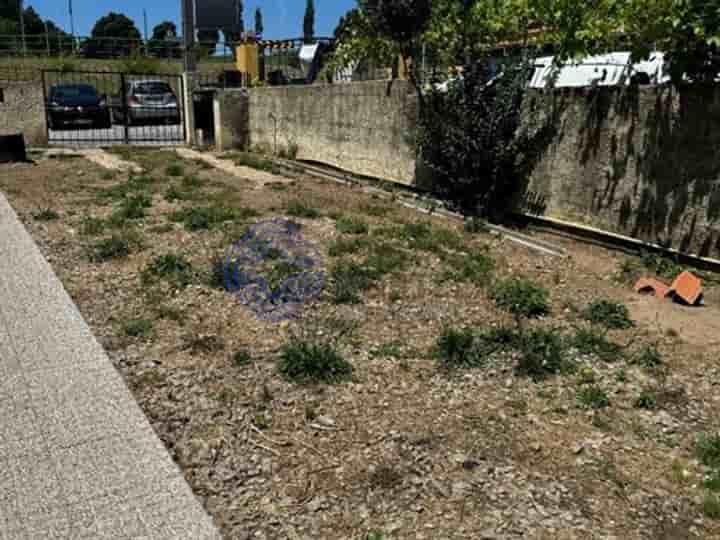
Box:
111;80;181;125
47;84;111;130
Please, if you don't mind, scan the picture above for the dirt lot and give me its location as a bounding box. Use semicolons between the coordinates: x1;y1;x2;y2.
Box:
2;149;720;540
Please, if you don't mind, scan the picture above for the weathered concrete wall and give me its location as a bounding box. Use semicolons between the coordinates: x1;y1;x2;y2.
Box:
245;81;418;185
521;85;720;256
216;89;249;151
0;81;46;145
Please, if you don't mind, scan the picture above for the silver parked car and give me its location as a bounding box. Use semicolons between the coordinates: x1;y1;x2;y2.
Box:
112;80;181;125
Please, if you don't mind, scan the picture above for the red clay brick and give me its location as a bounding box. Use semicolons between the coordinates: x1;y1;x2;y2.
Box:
669;271;703;305
634;277;671;299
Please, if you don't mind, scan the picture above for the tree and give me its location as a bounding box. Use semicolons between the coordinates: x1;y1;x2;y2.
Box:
197;28;220;57
303;0;315;43
237;0;244;32
255;7;264;36
86;12;142;58
149;21;179;58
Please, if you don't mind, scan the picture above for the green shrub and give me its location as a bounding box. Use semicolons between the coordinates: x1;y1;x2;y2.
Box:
113;194;152;222
399;222;464;253
142;254;195;288
164;184;195;202
286;200;320;219
233;350;253;366
122;318;154;338
165;163;184;177
583;300;633;330
516;328;570;379
442;250;495;284
641;252;684;280
328;237;370;257
33;208;60;221
336;216;369;235
434;325;517;370
93;235;131;261
364;243;409;277
181;175;203;189
489;277;550;318
632;345;663;369
577;385;610;409
697;433;720;469
329;262;375;304
571;328;623;362
278;340;353;384
634;389;658;410
704;470;720;492
702;494;720;519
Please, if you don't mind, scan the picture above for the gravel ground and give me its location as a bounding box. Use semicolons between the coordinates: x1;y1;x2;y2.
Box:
2;149;720;540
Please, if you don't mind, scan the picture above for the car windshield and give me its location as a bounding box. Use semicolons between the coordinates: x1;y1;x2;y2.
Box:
135;82;172;95
52;85;98;98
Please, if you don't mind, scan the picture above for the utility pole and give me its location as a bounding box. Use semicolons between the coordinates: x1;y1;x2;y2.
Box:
19;0;26;55
44;20;50;56
68;0;76;52
143;9;149;56
181;0;196;72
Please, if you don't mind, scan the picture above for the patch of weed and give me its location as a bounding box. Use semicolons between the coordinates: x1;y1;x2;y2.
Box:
704;470;720;492
185;334;225;354
148;223;175;234
441;250;495;284
577;385;610;409
286;200;320;219
702;494;720;519
329;261;375;304
641;252;684;280
208;255;227;289
80;216;106;236
253;411;272;430
328;237;370;257
33;208;60;221
634;388;658;410
435;325;517;370
464;217;489;234
233;350;252;366
632;345;663;369
571;327;623;362
278;340;353;384
516;328;571;379
583;299;633;330
181;175;203;188
164;184;196;202
165;163;184;177
122;318;153;338
399;222;464;253
577;367;597;385
364;243;409;277
267;182;288;191
697;433;720;469
170;204;258;231
232;152;281;174
489;277;550;319
361;204;389;217
155;304;185;323
112;194;152;222
142;254;195;288
92;231;141;261
336;216;369;235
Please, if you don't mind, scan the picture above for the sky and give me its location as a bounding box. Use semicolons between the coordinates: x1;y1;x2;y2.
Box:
23;0;356;40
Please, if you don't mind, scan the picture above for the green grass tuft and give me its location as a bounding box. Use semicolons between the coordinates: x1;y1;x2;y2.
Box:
33;208;60;221
141;254;195;288
697;433;720;469
286;200;320;219
441;250;495;284
169;204;258;231
577;385;610;409
165;163;184;177
583;299;633;330
336;216;369;235
489;277;550;319
571;327;623;362
122;318;154;338
278;340;353;384
516;328;571;379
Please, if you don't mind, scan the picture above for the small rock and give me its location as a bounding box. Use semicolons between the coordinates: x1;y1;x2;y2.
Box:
572;443;584;455
315;415;335;427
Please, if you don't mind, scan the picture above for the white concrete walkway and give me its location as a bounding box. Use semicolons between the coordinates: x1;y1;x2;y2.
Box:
0;193;221;539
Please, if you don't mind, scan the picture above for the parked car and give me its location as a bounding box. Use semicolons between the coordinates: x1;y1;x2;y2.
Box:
111;80;181;125
47;84;111;130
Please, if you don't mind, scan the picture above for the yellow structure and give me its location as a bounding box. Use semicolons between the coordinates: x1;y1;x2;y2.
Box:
236;43;259;80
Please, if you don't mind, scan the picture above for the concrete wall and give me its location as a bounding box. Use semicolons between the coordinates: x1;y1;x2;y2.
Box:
244;81;418;185
0;81;46;145
521;85;720;256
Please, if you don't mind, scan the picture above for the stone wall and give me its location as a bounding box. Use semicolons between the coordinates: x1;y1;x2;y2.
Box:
244;81;418;185
521;85;720;257
0;81;46;145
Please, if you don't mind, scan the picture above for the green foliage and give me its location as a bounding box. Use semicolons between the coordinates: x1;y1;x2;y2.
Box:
233;350;253;367
33;208;60;221
634;389;658;410
704;470;720;492
278;340;353;384
122;318;153;338
231;152;281;173
489;277;550;319
208;255;227;290
398;222;464;253
364;242;409;277
696;434;720;469
702;494;720;520
91;229;143;261
571;328;623;362
303;0;316;42
583;300;633;330
170;204;257;231
80;216;106;236
441;250;495;284
640;252;684;280
155;304;185;323
336;216;369;235
165;163;184;177
329;261;375;304
632;345;663;369
577;385;610;409
286;200;320;219
328;237;371;257
434;325;517;370
142;254;195;288
113;194;152;221
516;328;571;379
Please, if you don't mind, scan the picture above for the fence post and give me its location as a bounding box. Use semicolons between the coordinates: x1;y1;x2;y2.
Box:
213;90;223;152
182;72;196;146
120;73;129;145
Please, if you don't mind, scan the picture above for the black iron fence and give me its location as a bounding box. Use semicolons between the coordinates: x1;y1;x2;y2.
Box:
41;70;186;146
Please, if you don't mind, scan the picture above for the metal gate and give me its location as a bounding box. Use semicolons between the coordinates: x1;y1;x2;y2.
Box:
41;70;186;146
